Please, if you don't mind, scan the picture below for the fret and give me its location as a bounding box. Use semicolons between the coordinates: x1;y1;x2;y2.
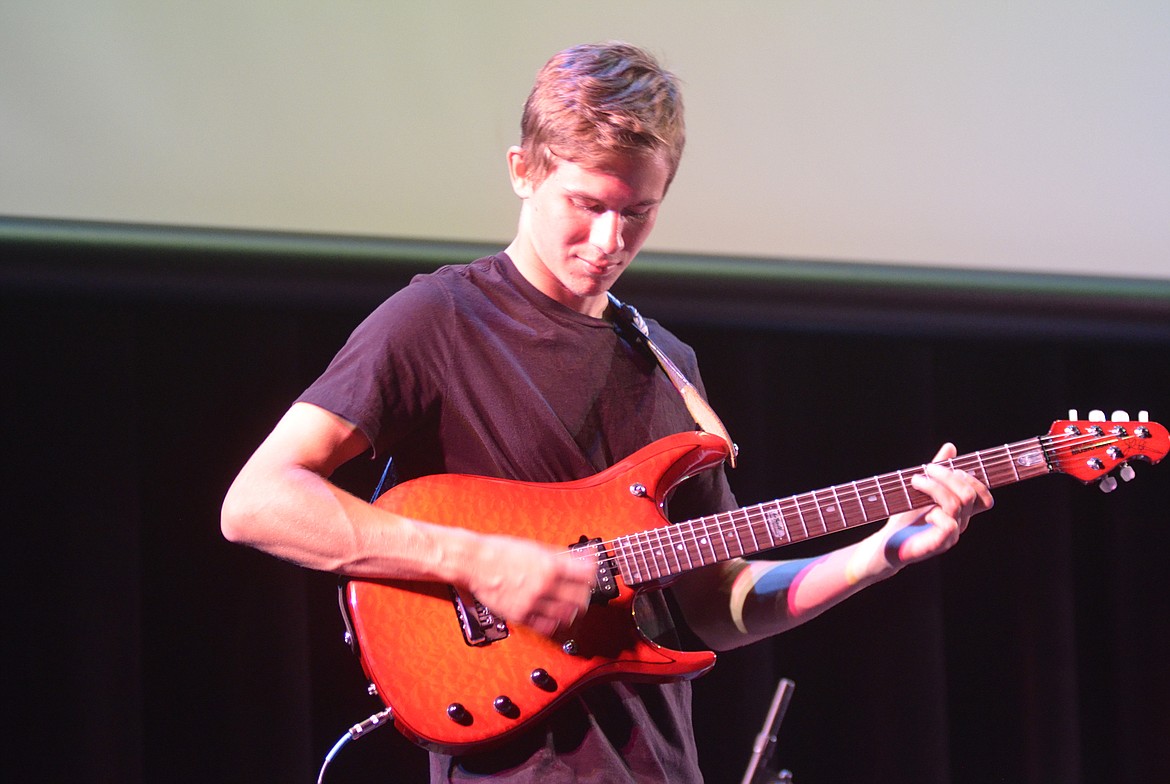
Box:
744;506;763;552
693;520;711;565
676;526;692;576
636;531;661;581
835;482;865;528
1005;444;1023;483
697;514;716;566
800;498;828;540
616;537;642;584
676;521;696;571
790;494;813;538
651;528;671;579
661;525;683;576
698;519;718;564
761;503;788;548
662;530;678;576
804;493;828;536
684;522;705;567
624;532;646;581
972;450;990;487
899;470;917;514
771;504;791;546
974;446;997;486
817;488;842;531
855;475;889;520
785;497;810;540
730;514;748;559
723;511;743;558
847;481;869;524
830;486;847;529
741;516;755;554
814;491;833;533
711;512;730;561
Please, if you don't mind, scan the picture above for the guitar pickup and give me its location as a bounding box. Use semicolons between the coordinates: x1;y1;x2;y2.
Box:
450;586;508;647
572;536;620;604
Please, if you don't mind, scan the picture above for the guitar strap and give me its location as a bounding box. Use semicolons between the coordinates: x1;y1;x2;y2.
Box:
606;292;737;468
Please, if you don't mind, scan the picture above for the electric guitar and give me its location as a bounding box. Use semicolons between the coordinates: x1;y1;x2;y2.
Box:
344;411;1167;752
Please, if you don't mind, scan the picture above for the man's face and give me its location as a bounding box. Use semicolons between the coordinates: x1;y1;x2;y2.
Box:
508;150;671;317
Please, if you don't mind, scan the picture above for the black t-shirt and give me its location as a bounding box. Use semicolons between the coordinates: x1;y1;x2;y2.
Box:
299;253;736;783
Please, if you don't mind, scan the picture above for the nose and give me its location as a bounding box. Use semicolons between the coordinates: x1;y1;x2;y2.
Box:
589;211;624;255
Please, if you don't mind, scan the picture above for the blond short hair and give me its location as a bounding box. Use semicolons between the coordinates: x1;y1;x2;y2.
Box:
519;42;686;188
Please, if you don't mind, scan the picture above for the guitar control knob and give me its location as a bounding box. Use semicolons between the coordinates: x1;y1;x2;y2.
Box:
531;668;558;692
446;703;473;725
493;695;520;719
562;639;579;656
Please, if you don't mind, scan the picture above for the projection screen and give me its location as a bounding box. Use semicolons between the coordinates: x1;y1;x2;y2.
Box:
2;1;1167;281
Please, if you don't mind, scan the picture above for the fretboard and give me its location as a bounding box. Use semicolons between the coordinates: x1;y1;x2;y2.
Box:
613;436;1054;585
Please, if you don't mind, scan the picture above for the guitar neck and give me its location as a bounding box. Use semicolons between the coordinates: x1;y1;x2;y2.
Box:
613;436;1052;585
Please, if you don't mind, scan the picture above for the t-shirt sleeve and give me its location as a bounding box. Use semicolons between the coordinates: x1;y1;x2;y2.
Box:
297;274;453;457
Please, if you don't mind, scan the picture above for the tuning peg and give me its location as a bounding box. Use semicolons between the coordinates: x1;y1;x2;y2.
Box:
1070;409;1150;422
1099;476;1118;493
1120;463;1136;482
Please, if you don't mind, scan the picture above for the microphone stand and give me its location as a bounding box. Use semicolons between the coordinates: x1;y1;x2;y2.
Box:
740;677;796;784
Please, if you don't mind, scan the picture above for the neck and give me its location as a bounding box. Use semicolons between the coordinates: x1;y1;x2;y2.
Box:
503;240;609;318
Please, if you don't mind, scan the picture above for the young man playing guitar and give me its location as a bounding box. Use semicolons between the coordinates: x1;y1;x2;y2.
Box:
221;42;992;783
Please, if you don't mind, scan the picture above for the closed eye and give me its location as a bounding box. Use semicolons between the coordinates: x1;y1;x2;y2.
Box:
571;198;654;223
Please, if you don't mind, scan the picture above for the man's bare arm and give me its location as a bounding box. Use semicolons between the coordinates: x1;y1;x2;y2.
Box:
220;402;595;636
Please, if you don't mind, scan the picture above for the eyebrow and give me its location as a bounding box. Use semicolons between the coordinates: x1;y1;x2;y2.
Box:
563;187;662;209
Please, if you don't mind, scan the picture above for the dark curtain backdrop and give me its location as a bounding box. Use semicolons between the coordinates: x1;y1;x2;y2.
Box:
4;222;1169;784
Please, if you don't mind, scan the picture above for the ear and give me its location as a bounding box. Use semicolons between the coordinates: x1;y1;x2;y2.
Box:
507;146;535;198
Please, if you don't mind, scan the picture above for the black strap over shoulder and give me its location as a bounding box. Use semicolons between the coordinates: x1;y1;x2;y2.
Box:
606;292;737;467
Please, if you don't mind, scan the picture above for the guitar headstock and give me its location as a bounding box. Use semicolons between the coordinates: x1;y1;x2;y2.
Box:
1045;409;1169;491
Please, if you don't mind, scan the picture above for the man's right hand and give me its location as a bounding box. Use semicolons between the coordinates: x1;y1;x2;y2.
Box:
464;533;597;638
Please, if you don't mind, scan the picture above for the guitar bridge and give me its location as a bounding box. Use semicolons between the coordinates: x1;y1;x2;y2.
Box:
451;586;508;647
572;536;620;604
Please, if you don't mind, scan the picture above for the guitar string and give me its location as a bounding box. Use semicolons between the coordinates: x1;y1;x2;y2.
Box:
610;430;1137;577
565;429;1142;581
651;431;1112;556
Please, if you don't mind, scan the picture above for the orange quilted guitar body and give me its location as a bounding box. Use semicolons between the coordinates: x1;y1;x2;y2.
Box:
345;431;729;753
